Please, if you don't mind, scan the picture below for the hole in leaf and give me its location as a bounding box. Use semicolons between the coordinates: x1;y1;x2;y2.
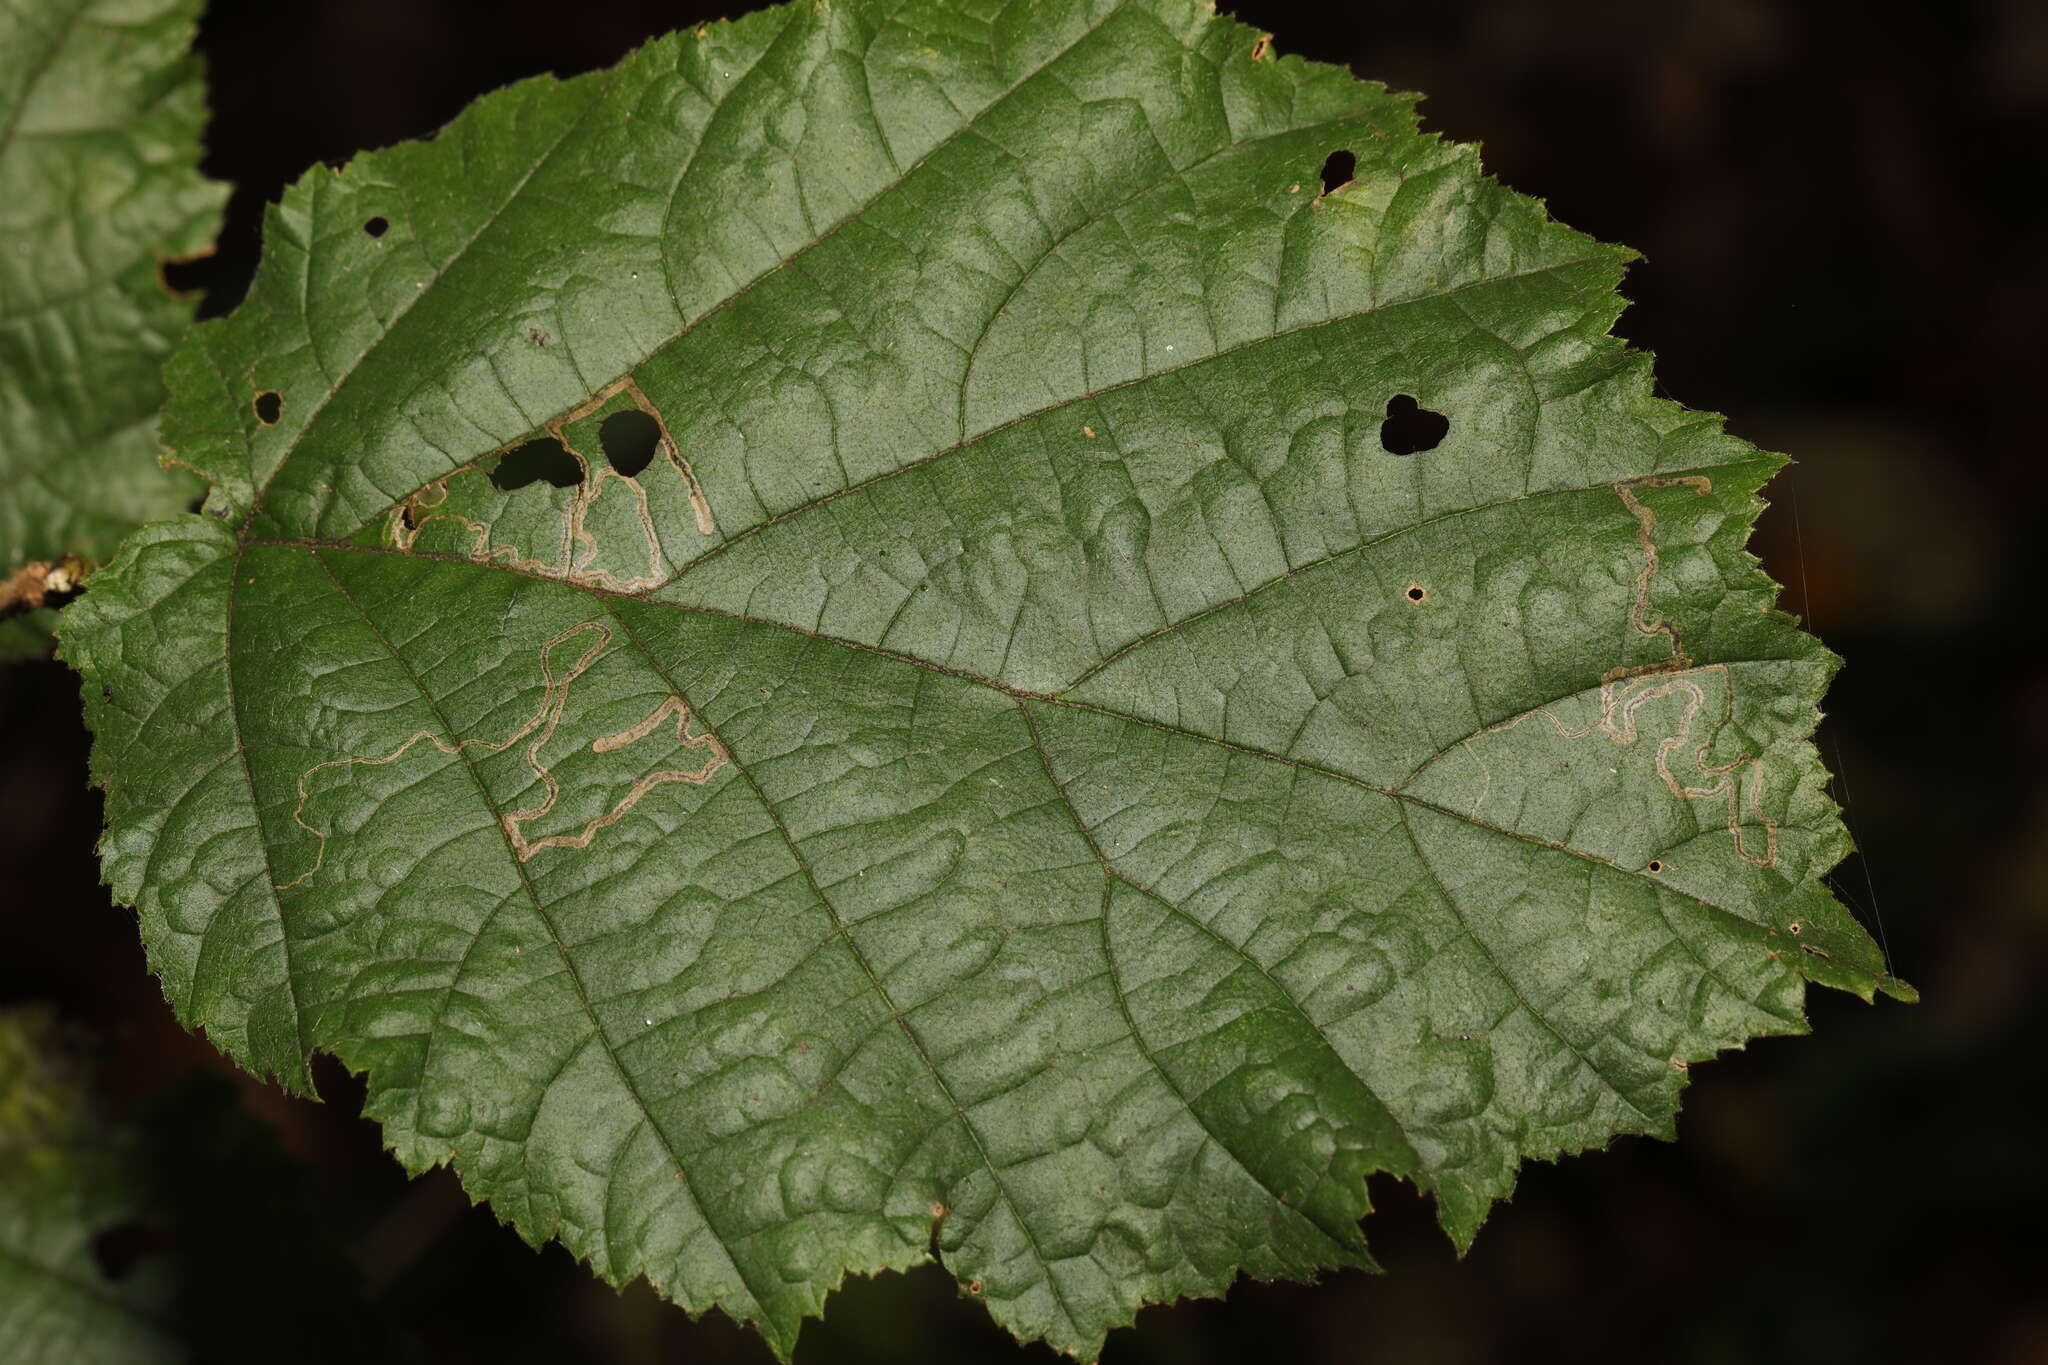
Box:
490;436;581;490
1319;149;1355;195
157;254;212;298
599;409;662;478
1647;860;1664;874
253;390;282;425
1405;583;1427;603
91;1222;171;1282
159;251;251;320
363;216;389;238
1379;394;1448;455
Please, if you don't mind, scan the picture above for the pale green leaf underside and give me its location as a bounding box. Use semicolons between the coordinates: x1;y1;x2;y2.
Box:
64;0;1899;1356
0;0;225;593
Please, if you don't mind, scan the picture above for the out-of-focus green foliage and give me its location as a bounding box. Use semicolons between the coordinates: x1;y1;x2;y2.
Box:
0;1009;409;1363
0;0;226;654
0;1009;179;1363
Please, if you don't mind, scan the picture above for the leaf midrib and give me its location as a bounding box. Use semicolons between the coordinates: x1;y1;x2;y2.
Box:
222;544;315;1082
238;530;1803;1154
250;450;1745;709
239;518;1793;919
223;521;1805;951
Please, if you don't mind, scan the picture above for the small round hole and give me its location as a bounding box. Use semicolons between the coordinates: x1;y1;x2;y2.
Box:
489;436;582;491
1405;583;1426;603
363;216;389;238
598;409;662;478
1379;394;1449;456
253;390;282;425
1319;149;1355;196
1647;860;1664;874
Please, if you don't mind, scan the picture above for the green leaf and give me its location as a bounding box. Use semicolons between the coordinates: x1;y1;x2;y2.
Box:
0;1010;412;1364
0;0;226;649
64;1;1906;1356
0;1010;178;1363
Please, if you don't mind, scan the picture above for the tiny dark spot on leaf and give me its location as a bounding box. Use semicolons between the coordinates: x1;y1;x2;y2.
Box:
253;390;282;425
490;436;581;490
1405;582;1427;603
1647;860;1664;874
1379;394;1448;455
363;216;389;238
599;408;662;478
1319;149;1355;196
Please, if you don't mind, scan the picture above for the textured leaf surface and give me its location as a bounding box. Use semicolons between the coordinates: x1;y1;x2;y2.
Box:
65;1;1903;1356
0;0;225;648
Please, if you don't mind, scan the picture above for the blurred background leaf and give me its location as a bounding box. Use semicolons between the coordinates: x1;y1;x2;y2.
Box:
0;1008;410;1363
0;0;228;658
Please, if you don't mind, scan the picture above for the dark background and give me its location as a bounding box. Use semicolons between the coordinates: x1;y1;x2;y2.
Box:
4;0;2043;1361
